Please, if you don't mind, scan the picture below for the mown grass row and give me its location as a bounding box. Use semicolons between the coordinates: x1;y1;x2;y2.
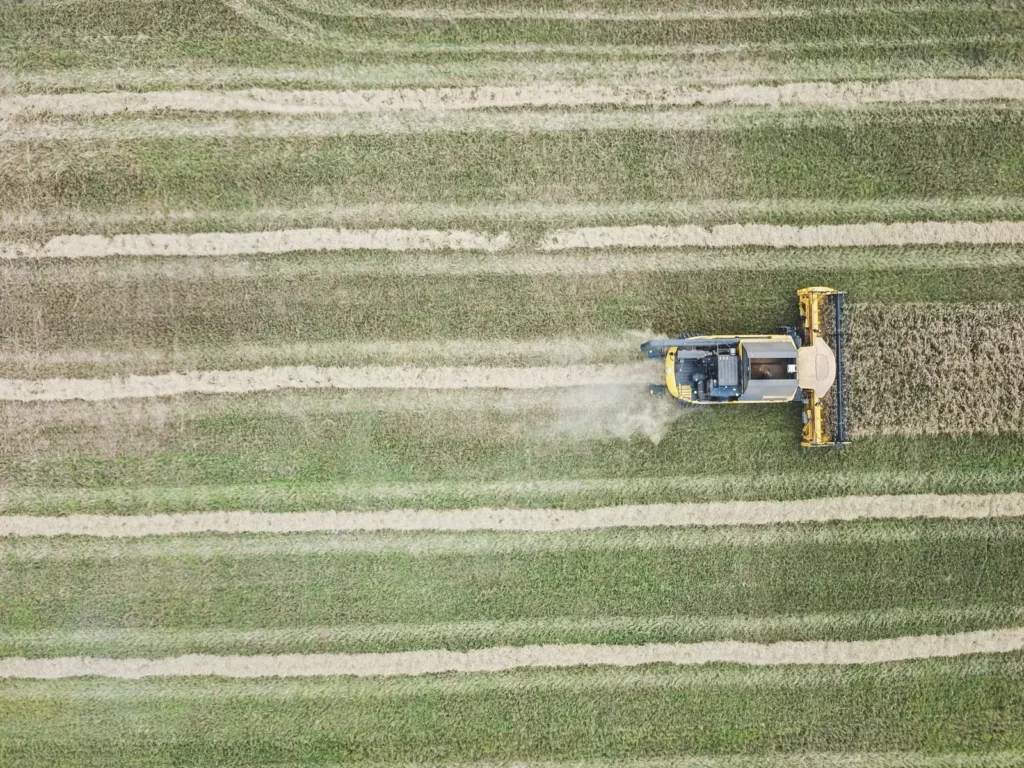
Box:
4;112;1024;213
9;607;1024;659
2;518;1023;653
1;0;1019;72
6;56;1024;96
8;198;1024;242
3;655;1024;765
2;389;1023;498
3;263;1022;354
6;467;1024;516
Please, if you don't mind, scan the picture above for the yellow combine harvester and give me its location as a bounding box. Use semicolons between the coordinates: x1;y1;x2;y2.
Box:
641;287;849;447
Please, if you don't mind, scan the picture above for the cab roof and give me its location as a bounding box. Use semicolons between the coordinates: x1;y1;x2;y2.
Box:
740;338;798;359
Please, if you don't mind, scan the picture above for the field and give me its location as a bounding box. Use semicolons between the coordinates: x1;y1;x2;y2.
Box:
3;0;1024;765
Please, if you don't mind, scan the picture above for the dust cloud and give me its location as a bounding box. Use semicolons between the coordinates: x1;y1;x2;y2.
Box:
544;380;693;444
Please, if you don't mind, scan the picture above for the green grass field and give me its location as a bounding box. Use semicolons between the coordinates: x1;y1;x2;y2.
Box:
3;0;1024;764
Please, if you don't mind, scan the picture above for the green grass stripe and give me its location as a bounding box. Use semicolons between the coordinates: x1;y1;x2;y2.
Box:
10;0;1007;47
1;386;1022;492
4;29;1021;79
0;336;639;379
12;104;1024;145
4;467;1024;515
6;606;1024;658
12;517;1021;559
3;655;1024;764
3;264;1023;351
8;197;1024;241
6;516;1024;559
1;0;1018;69
2;518;1022;636
5;111;1024;213
7;80;1024;121
6;56;1024;95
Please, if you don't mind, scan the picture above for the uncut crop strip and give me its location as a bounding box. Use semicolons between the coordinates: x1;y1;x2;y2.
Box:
3;221;1024;261
0;364;651;401
3;628;1024;679
4;79;1024;116
849;303;1024;436
2;493;1022;538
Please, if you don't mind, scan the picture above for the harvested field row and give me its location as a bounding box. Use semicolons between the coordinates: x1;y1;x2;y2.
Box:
4;106;984;143
1;0;1012;48
13;518;1023;561
2;263;1023;392
2;388;1023;509
850;302;1024;436
5;662;1024;765
7;58;1024;95
11;605;1024;658
3;220;1022;261
212;0;1024;56
0;364;650;401
8;197;1024;239
0;335;641;376
3;493;1021;538
7;519;1024;653
4;628;1024;679
7;116;1024;216
6;465;1024;517
20;521;1016;560
6;78;1024;117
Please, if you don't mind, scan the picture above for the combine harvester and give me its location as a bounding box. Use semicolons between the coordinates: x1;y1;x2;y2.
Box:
642;287;850;447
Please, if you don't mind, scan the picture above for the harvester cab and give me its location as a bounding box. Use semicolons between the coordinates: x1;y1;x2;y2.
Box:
640;286;850;447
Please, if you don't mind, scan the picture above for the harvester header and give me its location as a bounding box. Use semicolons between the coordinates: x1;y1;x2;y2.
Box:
797;287;849;447
641;286;850;447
